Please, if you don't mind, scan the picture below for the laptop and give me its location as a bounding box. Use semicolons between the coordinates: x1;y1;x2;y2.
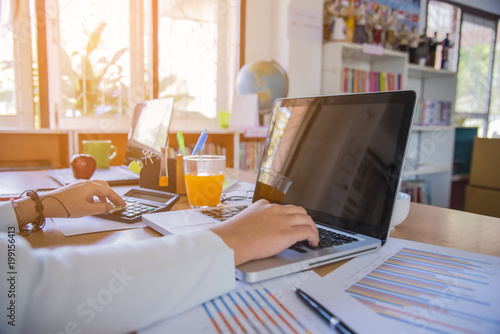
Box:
143;90;417;282
49;97;175;186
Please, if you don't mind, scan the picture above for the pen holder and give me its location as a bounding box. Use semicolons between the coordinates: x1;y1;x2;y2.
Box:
139;157;176;193
175;155;187;195
139;155;186;195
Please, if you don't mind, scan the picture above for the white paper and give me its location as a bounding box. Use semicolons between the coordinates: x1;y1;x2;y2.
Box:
230;94;259;130
51;186;145;236
139;271;332;334
52;216;145;236
287;5;322;43
304;238;500;334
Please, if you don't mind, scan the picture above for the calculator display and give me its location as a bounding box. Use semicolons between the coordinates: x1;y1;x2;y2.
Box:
129;191;169;203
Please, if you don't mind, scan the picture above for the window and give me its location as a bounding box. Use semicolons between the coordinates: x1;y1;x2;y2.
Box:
58;1;131;119
489;23;500;138
0;1;36;128
0;0;240;131
158;0;239;120
0;0;15;116
427;1;499;138
455;13;497;137
427;0;461;71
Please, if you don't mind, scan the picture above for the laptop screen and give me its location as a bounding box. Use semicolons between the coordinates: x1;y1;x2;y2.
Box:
253;91;416;243
125;97;175;165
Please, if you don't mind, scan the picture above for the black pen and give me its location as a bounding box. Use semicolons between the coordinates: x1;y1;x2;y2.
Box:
294;287;356;334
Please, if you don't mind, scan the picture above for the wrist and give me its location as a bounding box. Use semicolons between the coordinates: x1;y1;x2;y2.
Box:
12;197;40;230
210;226;248;266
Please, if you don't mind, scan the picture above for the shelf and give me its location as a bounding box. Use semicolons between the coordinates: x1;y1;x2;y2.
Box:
407;64;456;79
412;125;454;132
322;42;408;70
452;174;470;182
325;42;408;61
403;165;451;177
322;42;456;208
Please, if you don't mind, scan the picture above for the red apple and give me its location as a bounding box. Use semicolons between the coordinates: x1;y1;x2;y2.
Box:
70;154;97;179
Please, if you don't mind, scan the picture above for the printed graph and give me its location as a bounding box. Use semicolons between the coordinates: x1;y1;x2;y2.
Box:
202;287;313;334
346;247;500;333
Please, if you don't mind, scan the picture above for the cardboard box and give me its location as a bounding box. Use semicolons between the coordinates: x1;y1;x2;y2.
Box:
469;137;500;189
465;185;500;218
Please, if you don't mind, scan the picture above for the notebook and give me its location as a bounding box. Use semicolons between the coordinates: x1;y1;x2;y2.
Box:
143;90;417;283
49;97;175;186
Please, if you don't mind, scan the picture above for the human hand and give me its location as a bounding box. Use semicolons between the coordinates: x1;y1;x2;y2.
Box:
41;180;126;218
209;200;319;266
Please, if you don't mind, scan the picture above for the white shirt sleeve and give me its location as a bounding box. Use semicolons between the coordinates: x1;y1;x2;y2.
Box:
0;228;236;334
0;201;20;233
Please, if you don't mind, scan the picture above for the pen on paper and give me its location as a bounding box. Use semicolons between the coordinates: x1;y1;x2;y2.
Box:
192;129;208;155
294;287;356;334
177;130;186;156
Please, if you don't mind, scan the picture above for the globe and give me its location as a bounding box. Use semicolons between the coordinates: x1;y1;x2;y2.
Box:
235;60;289;110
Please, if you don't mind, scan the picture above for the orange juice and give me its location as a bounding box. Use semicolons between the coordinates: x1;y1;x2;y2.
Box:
184;171;225;207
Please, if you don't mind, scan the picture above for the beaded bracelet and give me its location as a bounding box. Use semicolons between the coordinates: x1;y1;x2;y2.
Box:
14;190;71;234
20;190;46;233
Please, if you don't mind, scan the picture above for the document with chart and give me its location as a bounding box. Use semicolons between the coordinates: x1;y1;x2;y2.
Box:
138;272;334;334
304;238;500;334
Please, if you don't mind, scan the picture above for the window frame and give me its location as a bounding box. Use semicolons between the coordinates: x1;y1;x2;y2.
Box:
427;0;500;138
0;0;243;131
0;0;36;129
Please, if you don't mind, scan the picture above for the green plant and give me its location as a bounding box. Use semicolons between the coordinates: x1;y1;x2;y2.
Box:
61;22;128;116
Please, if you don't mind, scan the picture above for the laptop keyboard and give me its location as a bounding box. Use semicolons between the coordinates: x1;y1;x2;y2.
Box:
199;206;359;253
200;205;249;221
289;227;359;253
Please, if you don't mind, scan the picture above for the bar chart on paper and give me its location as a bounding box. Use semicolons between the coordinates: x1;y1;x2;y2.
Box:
202;288;314;334
346;247;500;333
141;285;330;334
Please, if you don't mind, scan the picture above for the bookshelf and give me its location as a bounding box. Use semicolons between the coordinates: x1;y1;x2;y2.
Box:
167;129;267;171
404;64;457;208
167;131;238;168
321;42;457;208
321;42;408;95
238;134;266;172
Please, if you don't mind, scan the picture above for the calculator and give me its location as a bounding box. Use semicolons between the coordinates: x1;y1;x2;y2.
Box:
95;188;180;223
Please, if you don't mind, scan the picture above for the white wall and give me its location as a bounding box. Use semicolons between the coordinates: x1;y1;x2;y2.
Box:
245;0;323;98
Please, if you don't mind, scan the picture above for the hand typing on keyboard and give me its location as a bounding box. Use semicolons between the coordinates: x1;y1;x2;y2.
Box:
289;227;359;253
209;200;319;266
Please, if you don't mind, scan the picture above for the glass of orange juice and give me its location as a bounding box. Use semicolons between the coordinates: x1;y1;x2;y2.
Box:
183;155;226;208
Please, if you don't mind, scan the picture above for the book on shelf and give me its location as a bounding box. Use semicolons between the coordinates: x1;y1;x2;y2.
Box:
239;141;265;171
400;180;430;204
343;67;402;93
413;100;452;127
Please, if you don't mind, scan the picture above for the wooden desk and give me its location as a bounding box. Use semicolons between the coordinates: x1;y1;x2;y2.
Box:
2;170;499;264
